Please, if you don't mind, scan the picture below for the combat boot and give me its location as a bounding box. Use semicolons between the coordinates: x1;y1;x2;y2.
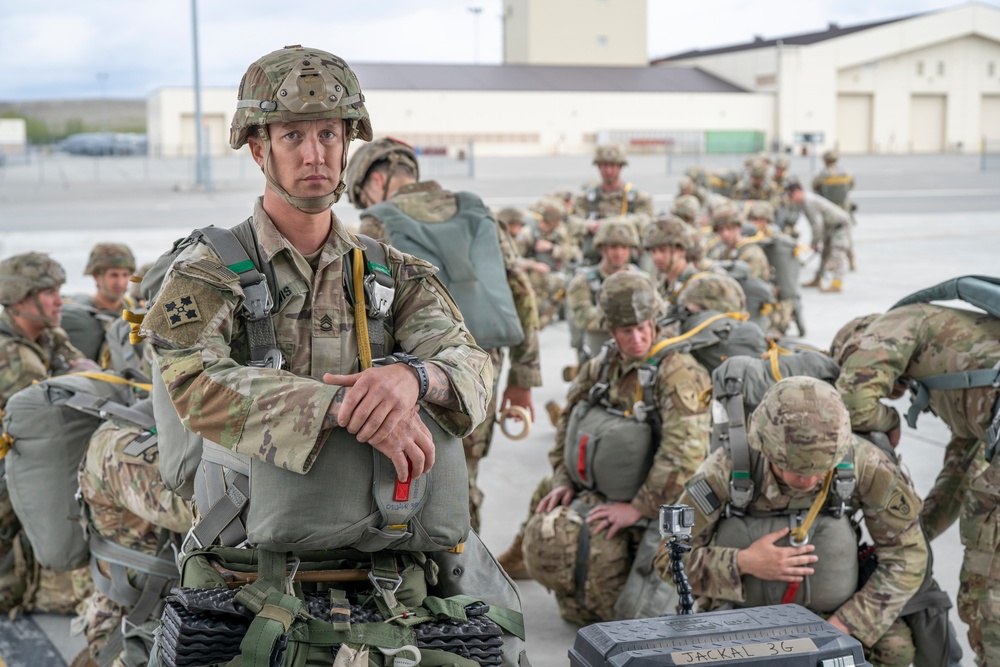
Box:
497;533;531;580
820;280;843;293
545;400;562;427
802;276;822;288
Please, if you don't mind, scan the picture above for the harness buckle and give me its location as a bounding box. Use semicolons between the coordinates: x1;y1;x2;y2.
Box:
632;400;648;423
242;278;273;322
367;571;403;596
178;527;203;563
363;272;394;319
788;513;809;547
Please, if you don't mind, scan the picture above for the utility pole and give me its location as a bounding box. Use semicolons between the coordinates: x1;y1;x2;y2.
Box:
468;6;483;64
96;72;109;133
191;0;210;189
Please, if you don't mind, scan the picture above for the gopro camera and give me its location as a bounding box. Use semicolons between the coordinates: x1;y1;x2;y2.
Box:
659;504;695;539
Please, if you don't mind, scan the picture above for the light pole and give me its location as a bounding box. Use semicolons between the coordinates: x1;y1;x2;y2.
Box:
190;0;210;190
96;72;109;133
468;6;482;64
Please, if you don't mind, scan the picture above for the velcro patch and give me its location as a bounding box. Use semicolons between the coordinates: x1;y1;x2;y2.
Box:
886;487;917;520
688;477;722;517
162;294;201;328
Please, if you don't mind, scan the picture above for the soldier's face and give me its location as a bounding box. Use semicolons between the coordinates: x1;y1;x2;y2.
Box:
600;243;632;271
717;224;741;248
648;245;681;273
253;119;346;198
18;287;62;324
598;162;622;186
95;267;132;301
770;463;823;491
611;320;655;360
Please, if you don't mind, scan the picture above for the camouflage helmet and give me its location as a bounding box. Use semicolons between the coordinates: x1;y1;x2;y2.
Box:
643;215;694;250
84;243;136;275
676;272;746;313
774;155;791;170
710;201;744;230
822;149;839;164
598;272;662;328
677;176;695;194
0;253;66;306
749;377;853;477
748;161;768;180
746;201;775;224
530;196;565;223
344;137;419;209
593;218;639;248
671;194;701;222
829;313;881;365
685;165;709;188
593;143;628;166
496;207;527;229
230;45;372;150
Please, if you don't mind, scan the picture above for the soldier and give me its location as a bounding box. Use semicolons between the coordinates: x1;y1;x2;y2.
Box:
515;272;710;623
745;200;801;336
670;194;703;227
705;202;771;281
834;300;1000;665
785;180;851;293
344;136;540;534
660;377;927;666
641;215;701;299
572;143;654;262
0;253;96;615
565;219;641;366
76;411;194;667
812;149;857;270
731;160;781;210
521;197;581;328
61;243;137;364
140;45;528;665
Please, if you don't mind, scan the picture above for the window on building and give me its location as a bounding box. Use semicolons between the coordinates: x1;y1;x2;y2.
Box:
916;61;924;76
937;61;945;76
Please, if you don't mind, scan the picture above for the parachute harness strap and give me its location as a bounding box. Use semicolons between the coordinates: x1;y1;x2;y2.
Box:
352;247;373;371
782;469;835;605
763;342;793;383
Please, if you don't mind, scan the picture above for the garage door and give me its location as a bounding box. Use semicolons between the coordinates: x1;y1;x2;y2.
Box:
982;95;1000;144
836;94;872;154
910;95;946;153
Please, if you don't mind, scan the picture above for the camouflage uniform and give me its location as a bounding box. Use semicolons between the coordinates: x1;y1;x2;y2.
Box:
142;196;492;477
704;204;771;282
533;273;711;624
78;417;193;667
661;378;926;666
797;190;851;287
519;197;581;328
565;220;641;363
572;144;654;261
359;180;541;532
745;201;797;335
0;254;92;615
63;244;137;364
835;304;1000;664
730;163;782;211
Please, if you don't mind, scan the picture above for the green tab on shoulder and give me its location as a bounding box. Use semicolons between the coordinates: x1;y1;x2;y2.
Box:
228;259;256;274
366;260;392;276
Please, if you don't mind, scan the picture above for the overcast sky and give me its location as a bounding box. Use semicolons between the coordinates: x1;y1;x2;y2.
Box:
2;0;996;101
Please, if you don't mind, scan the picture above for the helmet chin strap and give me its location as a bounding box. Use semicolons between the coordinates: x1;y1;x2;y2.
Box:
257;126;352;214
9;293;60;328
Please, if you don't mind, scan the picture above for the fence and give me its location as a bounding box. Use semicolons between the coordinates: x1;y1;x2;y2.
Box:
605;129;767;173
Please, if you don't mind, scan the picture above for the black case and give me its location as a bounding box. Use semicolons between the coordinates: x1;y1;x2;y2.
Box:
569;604;871;666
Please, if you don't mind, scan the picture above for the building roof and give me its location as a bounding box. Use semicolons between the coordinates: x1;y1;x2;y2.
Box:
653;13;919;62
351;62;747;93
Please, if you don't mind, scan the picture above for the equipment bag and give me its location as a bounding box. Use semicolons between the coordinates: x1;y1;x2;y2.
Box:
366;192;525;350
678;310;769;374
1;371;150;570
60;299;119;364
890;275;1000;430
707;259;777;332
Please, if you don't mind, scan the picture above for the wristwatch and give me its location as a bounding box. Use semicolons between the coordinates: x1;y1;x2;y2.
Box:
382;353;429;401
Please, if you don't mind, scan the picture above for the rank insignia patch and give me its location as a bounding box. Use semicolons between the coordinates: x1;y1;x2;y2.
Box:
319;314;334;332
162;295;201;328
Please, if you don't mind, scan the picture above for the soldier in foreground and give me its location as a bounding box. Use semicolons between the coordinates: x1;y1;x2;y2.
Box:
345;136;540;533
61;243;136;364
141;46;528;665
572;143;654;262
835;298;1000;665
661;377;927;666
0;253;96;615
515;272;710;623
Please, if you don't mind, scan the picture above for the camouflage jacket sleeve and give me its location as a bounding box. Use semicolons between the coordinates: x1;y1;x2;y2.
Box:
143;242;491;474
653;448;743;601
836;442;927;646
566;271;601;333
631;352;711;518
549;355;604;489
552;227;583;265
497;222;541;388
835;308;929;434
738;245;771;282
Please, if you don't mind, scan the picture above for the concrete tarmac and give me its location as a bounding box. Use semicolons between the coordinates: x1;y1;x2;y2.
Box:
0;152;996;665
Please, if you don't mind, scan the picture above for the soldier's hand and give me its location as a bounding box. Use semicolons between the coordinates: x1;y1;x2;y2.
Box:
536;486;574;514
586;502;642;539
535;239;554;253
887;426;901;448
736;527;818;582
532;261;551;275
369;406;435;482
501;385;535;423
324;364;423;447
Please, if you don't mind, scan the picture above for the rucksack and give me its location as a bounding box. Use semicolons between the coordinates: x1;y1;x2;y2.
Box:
706;259;776;333
669;309;770;374
366;191;525;350
0;371;151;570
890;275;1000;434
